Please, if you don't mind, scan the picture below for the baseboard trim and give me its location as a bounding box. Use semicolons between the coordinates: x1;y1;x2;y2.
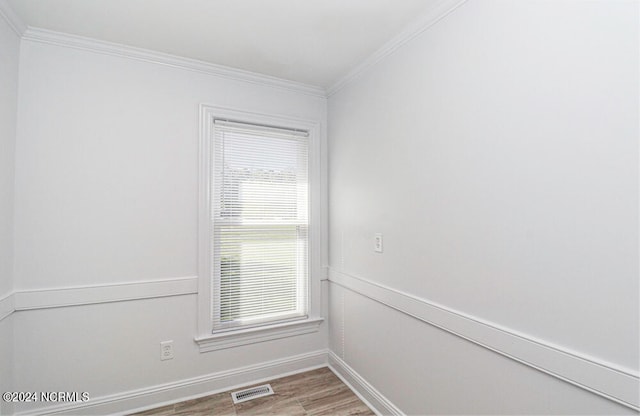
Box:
15;350;329;415
329;269;639;411
329;351;403;416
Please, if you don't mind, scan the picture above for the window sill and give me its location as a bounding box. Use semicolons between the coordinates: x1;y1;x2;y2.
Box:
195;317;324;353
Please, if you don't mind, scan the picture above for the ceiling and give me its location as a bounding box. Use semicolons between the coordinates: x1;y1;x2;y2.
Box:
7;0;440;89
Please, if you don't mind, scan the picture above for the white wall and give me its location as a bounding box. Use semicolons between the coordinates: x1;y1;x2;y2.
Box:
330;283;637;415
0;317;14;415
0;7;20;415
0;8;19;301
328;0;638;414
12;37;327;414
5;0;639;414
14;40;326;291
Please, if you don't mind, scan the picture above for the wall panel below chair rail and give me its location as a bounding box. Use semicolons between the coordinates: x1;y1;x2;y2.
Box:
328;271;639;414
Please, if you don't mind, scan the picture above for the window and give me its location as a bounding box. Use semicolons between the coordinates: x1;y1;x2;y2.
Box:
196;105;323;351
212;120;309;330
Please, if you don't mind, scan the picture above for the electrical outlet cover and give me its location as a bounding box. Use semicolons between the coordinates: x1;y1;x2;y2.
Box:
160;340;174;360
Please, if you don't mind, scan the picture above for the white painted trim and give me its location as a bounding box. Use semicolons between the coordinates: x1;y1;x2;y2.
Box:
0;277;198;321
20;27;326;97
0;0;26;37
0;292;14;321
195;317;324;352
327;0;468;96
197;104;214;337
197;104;325;341
329;351;403;416
329;269;640;411
321;265;329;281
15;350;329;416
12;276;197;311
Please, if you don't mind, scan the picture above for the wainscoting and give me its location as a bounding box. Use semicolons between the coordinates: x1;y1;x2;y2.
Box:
0;277;393;416
1;278;332;416
328;269;639;413
3;273;638;415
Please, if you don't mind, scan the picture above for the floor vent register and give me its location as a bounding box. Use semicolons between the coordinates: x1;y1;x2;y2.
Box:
231;384;275;404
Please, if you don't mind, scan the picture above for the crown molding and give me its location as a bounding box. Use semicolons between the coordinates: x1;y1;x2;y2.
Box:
327;0;468;96
3;0;468;99
20;27;327;98
3;0;470;99
0;0;26;36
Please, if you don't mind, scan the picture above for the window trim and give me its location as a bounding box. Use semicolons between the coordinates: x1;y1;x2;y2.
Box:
196;104;324;351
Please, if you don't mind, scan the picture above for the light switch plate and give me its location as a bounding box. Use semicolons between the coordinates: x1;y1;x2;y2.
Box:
374;233;383;253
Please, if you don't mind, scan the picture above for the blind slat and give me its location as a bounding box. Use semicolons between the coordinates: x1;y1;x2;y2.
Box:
211;120;309;331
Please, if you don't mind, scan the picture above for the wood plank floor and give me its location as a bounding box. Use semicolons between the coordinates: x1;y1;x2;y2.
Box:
130;367;375;416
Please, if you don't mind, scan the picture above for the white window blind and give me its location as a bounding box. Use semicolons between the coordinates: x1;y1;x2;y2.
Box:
211;119;309;331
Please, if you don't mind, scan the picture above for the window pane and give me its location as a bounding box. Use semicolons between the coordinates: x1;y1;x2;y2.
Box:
219;225;307;324
212;121;308;331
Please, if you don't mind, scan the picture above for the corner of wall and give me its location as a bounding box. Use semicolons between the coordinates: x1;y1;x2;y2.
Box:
0;0;26;38
0;1;23;414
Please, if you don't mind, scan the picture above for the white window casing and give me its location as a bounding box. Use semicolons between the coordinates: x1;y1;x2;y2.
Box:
196;105;324;352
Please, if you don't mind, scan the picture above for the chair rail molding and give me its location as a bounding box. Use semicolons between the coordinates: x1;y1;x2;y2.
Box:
0;276;198;320
0;292;14;321
328;268;639;411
